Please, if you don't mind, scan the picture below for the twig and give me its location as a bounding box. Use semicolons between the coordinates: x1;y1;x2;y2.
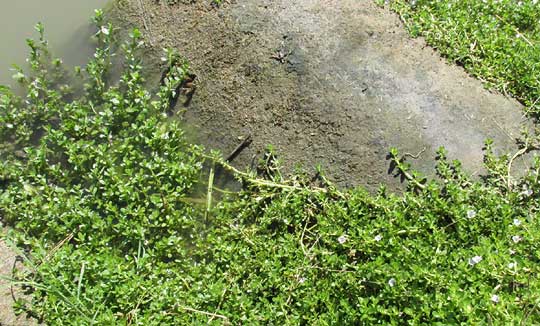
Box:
521;305;537;326
126;289;151;326
403;147;426;159
42;232;74;265
137;0;155;46
179;305;229;322
307;235;321;254
523;96;540;118
491;117;514;141
301;264;356;274
495;14;534;47
507;141;540;190
208;286;229;324
225;135;252;162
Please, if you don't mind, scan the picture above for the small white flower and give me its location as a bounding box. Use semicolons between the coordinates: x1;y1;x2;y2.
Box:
513;219;522;226
508;262;517;269
468;255;483;266
509;249;516;255
338;235;347;244
388;278;396;287
491;294;499;304
299;277;306;284
374;234;383;242
521;188;533;197
467;210;477;219
100;26;110;35
512;235;522;243
6;123;13;129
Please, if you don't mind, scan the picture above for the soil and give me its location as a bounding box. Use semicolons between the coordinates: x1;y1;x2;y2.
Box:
0;234;35;326
110;0;528;191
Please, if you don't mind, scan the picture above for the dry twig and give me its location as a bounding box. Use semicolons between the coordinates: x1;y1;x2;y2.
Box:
137;0;155;46
178;305;230;324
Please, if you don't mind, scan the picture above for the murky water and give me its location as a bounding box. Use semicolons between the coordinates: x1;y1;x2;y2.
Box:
0;0;110;86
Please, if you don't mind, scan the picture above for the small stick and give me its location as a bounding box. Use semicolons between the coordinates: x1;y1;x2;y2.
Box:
208;287;229;324
523;96;540;118
42;232;74;264
403;147;426;159
137;0;155;46
495;14;534;47
507;139;540;190
225;135;253;162
137;0;150;31
491;117;514;141
179;306;229;322
302;264;356;274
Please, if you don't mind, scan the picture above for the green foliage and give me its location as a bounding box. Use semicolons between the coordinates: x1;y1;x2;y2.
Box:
387;0;540;116
2;12;540;325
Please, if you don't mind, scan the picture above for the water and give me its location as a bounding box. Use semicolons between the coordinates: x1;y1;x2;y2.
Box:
0;0;110;86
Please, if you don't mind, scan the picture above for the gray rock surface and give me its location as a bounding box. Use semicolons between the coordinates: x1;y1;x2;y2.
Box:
115;0;527;190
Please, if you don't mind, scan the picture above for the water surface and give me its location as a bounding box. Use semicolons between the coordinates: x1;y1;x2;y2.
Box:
0;0;110;86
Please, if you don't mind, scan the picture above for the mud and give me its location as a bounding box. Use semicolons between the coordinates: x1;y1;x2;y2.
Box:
112;0;527;191
0;235;35;326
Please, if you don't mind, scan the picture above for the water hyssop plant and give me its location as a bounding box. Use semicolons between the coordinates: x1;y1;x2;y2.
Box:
1;9;540;325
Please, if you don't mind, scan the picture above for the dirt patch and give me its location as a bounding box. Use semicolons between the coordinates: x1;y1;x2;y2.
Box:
0;234;35;326
110;0;527;191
